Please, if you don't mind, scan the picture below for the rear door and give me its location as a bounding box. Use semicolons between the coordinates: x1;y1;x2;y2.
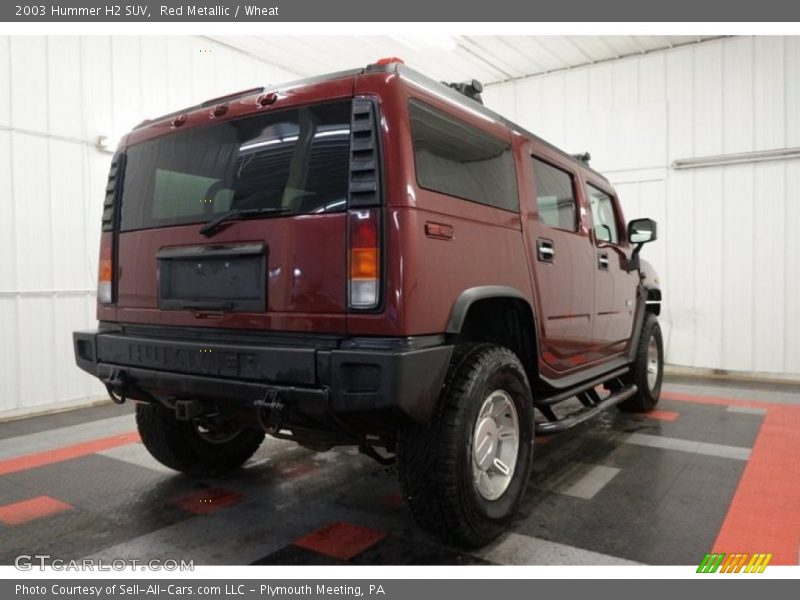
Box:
524;148;596;372
113;98;357;334
584;179;638;356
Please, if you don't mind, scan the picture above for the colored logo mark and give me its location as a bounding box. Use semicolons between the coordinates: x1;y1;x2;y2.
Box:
697;553;772;573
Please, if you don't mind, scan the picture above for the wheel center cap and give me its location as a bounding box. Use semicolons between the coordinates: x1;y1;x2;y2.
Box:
474;417;499;471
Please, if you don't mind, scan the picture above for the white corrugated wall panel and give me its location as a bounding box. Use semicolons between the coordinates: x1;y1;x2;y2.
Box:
0;36;10;126
588;62;613;113
48;37;83;140
166;37;195;112
0;298;19;410
637;52;665;105
0;131;14;293
785;162;800;374
751;163;786;373
720;165;755;371
753;36;786;150
0;128;16;409
539;75;565;144
81;37;113;145
17;296;57;410
663;171;695;367
141;37;169;117
50;139;89;291
665;46;694;162
0;35;300;417
691;169;724;369
10;37;47;133
111;37;143;138
753;37;785;151
486;82;515;127
12;133;53;292
722;37;754;154
564;75;589;152
513;78;542;134
612;59;638;107
788;37;800;148
484;36;800;376
693;42;723;157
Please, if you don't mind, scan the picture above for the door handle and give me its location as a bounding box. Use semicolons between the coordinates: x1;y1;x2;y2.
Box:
537;238;555;262
598;252;609;270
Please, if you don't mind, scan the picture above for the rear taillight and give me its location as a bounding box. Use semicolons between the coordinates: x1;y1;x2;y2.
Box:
348;208;380;309
98;233;113;304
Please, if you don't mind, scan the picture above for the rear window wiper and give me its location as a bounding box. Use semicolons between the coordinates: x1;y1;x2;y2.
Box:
199;206;293;237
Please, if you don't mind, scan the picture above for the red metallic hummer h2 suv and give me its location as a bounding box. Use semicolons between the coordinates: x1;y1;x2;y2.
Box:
74;59;663;547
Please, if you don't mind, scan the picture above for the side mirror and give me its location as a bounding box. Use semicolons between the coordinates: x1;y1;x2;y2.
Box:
628;218;657;244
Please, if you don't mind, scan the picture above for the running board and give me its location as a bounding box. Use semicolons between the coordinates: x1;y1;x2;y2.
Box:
535;384;638;435
537;366;629;407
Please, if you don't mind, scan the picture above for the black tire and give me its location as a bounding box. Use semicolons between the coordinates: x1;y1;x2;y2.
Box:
135;402;265;477
618;313;664;412
397;344;535;548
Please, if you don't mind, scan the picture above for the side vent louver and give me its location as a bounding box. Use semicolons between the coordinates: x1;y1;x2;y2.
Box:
349;98;382;208
101;153;125;232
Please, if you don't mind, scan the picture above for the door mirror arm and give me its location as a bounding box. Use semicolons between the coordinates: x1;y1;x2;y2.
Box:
627;242;644;273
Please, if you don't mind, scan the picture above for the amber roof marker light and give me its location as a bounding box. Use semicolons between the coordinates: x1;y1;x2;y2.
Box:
257;92;278;107
374;57;405;66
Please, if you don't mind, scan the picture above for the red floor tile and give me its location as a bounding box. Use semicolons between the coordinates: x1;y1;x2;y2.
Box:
0;496;72;525
645;410;680;422
170;487;244;515
713;405;800;565
0;431;140;476
294;521;387;560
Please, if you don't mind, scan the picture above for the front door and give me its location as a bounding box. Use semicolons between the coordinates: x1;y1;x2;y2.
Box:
585;182;639;357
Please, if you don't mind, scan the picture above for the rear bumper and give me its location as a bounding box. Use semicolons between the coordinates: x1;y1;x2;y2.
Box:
73;325;452;425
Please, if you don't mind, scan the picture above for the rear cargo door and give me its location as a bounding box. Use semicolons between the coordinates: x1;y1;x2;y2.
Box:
112;99;356;333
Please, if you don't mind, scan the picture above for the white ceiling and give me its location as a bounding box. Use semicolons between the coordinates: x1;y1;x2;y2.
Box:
207;35;726;86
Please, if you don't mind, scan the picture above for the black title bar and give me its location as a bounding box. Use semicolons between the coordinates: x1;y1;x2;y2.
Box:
3;0;800;22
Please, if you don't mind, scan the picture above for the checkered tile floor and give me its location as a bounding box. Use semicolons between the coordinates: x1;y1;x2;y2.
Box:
1;378;798;565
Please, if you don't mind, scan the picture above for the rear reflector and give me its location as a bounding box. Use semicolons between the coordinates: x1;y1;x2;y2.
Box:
98;233;113;304
349;209;380;309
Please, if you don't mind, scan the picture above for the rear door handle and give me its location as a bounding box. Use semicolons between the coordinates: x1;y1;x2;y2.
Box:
598;252;609;270
537;238;555;262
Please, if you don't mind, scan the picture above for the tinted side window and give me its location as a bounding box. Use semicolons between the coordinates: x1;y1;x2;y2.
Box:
531;158;577;232
409;99;518;212
586;184;620;244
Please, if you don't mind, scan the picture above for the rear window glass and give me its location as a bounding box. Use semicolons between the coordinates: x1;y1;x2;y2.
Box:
409;99;518;212
120;101;352;231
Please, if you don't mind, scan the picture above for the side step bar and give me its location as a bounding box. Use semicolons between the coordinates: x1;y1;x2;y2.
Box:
535;384;638;435
538;367;629;407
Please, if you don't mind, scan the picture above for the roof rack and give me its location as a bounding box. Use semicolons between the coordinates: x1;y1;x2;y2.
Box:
130;60;604;182
199;87;265;108
571;152;592;165
442;79;484;104
388;63;607;181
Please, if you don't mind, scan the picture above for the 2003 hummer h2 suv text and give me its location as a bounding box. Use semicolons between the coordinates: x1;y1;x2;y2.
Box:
74;59;663;547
